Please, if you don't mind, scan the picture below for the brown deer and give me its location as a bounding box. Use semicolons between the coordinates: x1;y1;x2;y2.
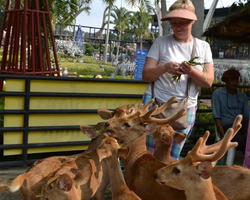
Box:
99;99;250;200
97;133;141;200
39;134;111;200
101;99;244;200
151;124;186;165
9;122;108;200
102;100;188;200
154;127;241;200
149;114;250;200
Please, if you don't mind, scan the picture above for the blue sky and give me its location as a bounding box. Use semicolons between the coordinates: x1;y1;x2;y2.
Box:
76;0;239;29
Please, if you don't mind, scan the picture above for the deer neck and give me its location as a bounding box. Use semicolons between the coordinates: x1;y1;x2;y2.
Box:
86;136;103;152
122;134;148;171
103;154;127;192
185;178;217;200
154;143;173;165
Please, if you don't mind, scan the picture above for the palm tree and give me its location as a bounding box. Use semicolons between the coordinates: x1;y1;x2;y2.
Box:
132;5;155;49
102;0;154;63
110;6;132;61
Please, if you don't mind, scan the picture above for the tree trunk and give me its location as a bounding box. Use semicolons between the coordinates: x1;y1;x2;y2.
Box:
103;4;112;63
161;0;169;35
192;0;204;39
116;33;121;62
155;3;163;36
96;6;109;39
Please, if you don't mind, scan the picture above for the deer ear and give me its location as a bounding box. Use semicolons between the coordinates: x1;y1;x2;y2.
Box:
80;125;96;138
74;164;92;187
97;109;114;120
58;174;73;192
118;147;130;159
173;132;187;144
143;122;158;135
197;161;213;179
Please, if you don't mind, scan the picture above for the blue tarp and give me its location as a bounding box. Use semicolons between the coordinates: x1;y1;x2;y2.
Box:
75;25;85;54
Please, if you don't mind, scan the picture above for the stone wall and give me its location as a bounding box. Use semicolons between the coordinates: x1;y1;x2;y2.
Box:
214;59;250;68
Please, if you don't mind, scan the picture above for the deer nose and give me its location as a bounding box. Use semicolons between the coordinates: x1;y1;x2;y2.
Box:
105;122;109;128
153;173;158;180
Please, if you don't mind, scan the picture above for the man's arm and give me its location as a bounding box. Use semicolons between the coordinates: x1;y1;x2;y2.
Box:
212;90;224;138
214;118;225;139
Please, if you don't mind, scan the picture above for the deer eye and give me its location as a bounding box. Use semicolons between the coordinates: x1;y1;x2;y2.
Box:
172;167;180;175
123;123;131;127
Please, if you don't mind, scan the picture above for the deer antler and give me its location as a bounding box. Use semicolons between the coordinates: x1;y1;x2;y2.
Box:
141;107;186;125
152;96;179;116
197;114;242;154
186;128;238;163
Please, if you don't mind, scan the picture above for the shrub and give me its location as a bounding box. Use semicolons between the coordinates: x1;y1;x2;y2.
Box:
195;104;215;136
84;43;91;49
85;48;93;56
0;55;21;62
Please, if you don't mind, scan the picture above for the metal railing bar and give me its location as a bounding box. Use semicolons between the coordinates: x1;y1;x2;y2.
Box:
0;74;146;83
0;91;143;98
0;141;91;150
0;125;80;132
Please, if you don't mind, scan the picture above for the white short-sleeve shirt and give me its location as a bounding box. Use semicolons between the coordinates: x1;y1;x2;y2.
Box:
144;35;213;108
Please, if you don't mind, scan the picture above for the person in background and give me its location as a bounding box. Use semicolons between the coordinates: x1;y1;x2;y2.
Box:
212;69;249;154
142;0;214;160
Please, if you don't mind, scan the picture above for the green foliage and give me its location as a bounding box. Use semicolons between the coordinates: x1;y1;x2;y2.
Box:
84;43;91;49
85;48;93;56
93;44;100;50
195;104;215;136
0;55;21;62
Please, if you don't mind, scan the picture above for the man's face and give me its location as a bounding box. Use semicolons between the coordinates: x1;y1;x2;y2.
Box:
226;77;239;89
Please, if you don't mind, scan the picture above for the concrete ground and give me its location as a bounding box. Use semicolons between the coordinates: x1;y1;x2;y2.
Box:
0;151;246;200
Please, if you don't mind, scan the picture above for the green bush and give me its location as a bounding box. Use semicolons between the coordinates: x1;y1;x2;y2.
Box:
84;43;91;49
0;55;21;62
195;104;215;136
85;48;93;56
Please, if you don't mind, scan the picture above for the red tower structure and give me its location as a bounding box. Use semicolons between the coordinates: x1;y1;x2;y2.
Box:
0;0;60;78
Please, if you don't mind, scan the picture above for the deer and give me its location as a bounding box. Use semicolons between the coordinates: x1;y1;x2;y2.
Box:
152;124;186;165
99;98;250;200
9;122;109;200
102;99;189;200
147;114;250;200
101;98;245;200
38;132;113;200
97;133;141;200
154;126;241;200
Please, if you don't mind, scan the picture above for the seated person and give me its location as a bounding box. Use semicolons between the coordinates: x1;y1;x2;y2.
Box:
212;69;249;154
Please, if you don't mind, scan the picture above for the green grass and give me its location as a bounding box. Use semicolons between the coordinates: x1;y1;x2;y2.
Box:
57;54;132;79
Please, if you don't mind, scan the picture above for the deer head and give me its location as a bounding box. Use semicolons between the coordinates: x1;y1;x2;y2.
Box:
40;164;92;200
154;115;242;191
96;133;130;161
97;96;179;120
104;98;186;143
152;124;187;146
